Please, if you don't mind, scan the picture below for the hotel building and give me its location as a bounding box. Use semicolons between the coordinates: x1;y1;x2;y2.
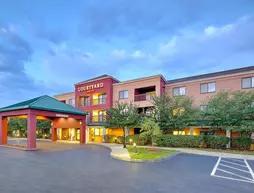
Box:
55;66;254;143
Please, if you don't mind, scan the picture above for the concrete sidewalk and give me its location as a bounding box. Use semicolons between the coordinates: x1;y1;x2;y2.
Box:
89;143;131;161
89;142;254;161
138;145;254;160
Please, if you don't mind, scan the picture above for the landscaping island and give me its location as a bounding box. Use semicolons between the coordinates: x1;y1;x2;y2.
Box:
127;146;176;161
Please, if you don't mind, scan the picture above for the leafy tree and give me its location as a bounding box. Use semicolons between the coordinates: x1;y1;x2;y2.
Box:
140;117;161;145
202;91;254;137
8;118;52;138
153;94;198;133
8;118;27;137
107;103;140;148
37;120;51;138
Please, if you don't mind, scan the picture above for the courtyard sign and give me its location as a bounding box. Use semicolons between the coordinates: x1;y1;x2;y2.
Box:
77;82;104;92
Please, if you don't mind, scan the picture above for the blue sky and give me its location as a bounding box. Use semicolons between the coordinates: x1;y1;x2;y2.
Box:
0;0;254;106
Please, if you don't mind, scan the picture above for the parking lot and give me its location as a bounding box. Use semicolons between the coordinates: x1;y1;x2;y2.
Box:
211;157;254;184
0;144;253;193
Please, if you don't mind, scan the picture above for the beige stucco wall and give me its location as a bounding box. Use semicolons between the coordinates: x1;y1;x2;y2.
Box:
165;71;254;107
54;92;75;106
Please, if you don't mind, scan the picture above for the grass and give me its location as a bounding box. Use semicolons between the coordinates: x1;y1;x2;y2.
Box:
127;146;176;161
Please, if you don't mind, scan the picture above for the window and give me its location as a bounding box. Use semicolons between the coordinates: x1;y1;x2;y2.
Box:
200;105;208;111
200;82;216;93
119;90;128;99
173;87;186;96
242;77;254;89
98;94;106;104
81;96;90;106
68;99;74;106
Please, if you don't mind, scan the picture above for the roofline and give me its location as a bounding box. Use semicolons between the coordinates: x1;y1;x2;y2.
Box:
113;74;166;85
75;75;119;86
54;91;74;97
166;66;254;84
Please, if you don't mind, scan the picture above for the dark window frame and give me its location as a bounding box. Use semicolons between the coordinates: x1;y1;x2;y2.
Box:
241;77;254;89
172;86;186;96
200;82;216;94
119;90;128;99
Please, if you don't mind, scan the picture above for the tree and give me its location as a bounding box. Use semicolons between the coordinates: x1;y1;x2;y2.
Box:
140;117;161;145
202;91;254;137
37;120;51;138
8;118;27;137
153;94;198;133
107;103;140;148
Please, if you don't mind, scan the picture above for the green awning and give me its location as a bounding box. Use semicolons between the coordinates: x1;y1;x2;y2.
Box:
0;95;87;116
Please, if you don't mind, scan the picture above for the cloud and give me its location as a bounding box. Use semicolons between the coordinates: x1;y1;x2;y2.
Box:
0;25;52;106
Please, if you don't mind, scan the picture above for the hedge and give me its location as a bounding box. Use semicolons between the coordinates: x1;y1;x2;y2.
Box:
104;135;147;145
232;137;252;150
154;135;203;148
204;135;229;149
154;135;230;149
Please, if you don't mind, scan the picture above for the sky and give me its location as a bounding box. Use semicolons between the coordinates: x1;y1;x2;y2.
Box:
0;0;254;106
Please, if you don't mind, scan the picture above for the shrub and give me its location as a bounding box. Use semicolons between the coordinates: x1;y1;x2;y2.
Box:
204;135;229;149
233;137;252;150
154;135;203;148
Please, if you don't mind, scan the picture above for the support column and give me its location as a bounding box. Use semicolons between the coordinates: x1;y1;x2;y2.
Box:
27;111;37;150
51;119;57;142
0;116;8;145
80;118;86;144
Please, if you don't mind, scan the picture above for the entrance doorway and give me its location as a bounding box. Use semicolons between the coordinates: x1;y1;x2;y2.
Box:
57;128;80;142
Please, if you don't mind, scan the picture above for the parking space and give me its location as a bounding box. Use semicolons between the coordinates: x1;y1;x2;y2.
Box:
211;157;254;184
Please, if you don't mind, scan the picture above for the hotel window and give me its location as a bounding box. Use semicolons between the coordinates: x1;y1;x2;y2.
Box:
98;94;106;104
173;87;186;96
81;96;90;106
200;82;216;93
119;90;128;99
200;105;208;111
242;77;254;89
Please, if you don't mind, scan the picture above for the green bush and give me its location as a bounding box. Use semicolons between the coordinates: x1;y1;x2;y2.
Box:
154;135;230;149
104;135;147;145
234;137;252;150
154;135;203;148
204;135;229;149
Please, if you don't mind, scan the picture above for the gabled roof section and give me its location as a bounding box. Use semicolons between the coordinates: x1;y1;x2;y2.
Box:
167;66;254;84
0;95;86;115
75;74;119;85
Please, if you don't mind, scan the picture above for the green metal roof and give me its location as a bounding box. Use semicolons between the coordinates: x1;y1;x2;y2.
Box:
0;95;87;115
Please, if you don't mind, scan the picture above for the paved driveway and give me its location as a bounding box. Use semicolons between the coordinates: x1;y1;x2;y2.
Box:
0;144;253;193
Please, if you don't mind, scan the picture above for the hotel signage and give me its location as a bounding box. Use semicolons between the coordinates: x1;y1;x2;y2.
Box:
78;82;104;92
56;114;69;118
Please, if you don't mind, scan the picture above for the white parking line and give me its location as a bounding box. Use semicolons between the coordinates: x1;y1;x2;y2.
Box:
245;159;254;180
219;163;250;173
220;160;248;167
211;157;254;184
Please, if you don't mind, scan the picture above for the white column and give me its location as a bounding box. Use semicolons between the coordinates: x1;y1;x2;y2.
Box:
226;130;231;149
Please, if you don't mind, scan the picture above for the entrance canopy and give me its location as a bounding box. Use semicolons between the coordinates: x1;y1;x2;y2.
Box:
0;95;87;150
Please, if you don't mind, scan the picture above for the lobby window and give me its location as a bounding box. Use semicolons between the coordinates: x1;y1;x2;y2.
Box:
173;87;186;96
119;90;128;99
200;82;216;93
200;105;208;111
242;77;254;89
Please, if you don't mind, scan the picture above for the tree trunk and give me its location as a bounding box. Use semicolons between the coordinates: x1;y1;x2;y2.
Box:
123;127;126;148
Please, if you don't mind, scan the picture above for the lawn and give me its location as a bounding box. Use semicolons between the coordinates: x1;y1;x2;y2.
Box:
127;146;176;161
